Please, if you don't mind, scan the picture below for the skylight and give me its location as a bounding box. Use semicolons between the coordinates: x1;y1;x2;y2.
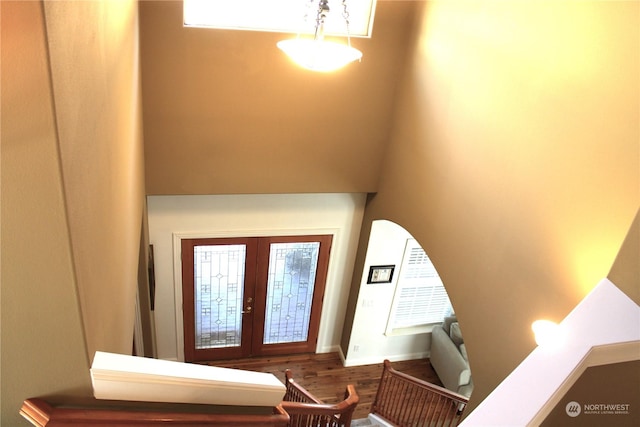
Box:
183;0;377;38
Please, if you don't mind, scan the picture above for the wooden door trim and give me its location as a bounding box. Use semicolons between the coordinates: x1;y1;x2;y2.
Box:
172;229;339;362
181;237;258;362
252;235;333;357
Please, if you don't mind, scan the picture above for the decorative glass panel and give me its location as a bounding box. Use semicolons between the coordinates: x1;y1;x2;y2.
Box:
194;244;245;349
263;242;320;345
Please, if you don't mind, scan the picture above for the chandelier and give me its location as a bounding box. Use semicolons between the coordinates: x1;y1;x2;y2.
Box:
277;0;362;72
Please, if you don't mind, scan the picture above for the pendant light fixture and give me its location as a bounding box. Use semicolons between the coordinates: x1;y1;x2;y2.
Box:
277;0;362;72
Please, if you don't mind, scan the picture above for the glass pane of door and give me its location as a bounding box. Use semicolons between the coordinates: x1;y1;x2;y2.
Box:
194;244;246;349
263;242;320;345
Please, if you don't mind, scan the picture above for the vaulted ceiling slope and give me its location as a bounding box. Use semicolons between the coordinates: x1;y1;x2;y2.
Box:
140;1;419;195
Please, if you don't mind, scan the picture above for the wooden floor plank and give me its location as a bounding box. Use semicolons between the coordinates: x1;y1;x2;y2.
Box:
209;353;443;420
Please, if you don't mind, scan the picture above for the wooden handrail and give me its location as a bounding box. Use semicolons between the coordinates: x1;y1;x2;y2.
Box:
283;370;324;404
372;360;469;427
281;369;359;427
21;370;358;427
375;360;470;404
20;398;289;426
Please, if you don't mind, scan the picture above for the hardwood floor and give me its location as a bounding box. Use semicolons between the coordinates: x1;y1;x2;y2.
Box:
210;352;443;420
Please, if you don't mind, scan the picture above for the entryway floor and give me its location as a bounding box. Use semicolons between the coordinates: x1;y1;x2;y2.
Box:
210;352;442;420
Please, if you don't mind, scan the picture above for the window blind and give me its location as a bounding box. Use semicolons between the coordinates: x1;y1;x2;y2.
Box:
388;239;452;331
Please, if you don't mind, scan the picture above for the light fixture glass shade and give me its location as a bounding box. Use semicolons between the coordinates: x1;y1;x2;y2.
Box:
277;38;362;72
532;319;565;348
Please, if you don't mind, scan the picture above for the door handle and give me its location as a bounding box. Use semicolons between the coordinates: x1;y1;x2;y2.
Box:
242;297;253;314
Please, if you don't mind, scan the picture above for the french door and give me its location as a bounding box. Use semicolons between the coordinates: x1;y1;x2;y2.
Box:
181;235;332;362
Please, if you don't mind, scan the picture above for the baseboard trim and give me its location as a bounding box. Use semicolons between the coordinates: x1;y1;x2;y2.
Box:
316;344;341;355
342;351;430;367
338;347;348;366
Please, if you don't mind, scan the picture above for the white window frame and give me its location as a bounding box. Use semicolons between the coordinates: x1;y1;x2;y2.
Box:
183;0;377;38
385;239;453;336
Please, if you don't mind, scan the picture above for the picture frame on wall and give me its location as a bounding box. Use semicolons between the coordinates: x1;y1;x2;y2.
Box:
367;265;395;284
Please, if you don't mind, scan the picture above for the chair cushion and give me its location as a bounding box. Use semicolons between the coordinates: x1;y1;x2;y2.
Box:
450;322;464;347
442;315;458;335
459;343;468;362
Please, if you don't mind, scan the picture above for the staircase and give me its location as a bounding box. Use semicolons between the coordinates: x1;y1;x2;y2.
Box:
366;360;468;427
21;360;467;427
351;417;384;426
282;369;360;427
284;360;468;427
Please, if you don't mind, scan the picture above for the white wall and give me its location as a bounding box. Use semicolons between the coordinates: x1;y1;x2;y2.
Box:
343;220;433;366
147;193;366;361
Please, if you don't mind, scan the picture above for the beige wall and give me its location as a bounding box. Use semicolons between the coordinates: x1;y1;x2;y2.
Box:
541;360;640;426
1;1;145;424
609;209;640;300
139;1;417;195
2;0;637;423
43;0;146;360
360;0;639;413
1;2;92;423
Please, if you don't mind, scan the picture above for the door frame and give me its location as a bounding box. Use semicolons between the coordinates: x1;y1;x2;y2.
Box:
172;228;340;362
181;236;258;362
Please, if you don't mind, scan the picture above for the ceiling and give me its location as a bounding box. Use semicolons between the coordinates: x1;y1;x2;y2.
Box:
139;1;421;195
